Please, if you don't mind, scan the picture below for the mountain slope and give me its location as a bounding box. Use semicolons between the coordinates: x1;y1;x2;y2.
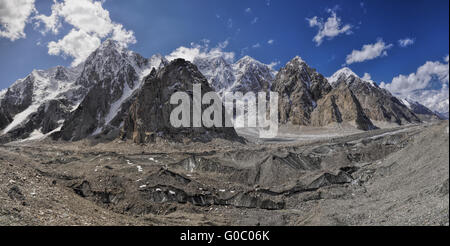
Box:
0;65;84;142
311;81;375;130
272;57;332;125
121;59;241;143
173;53;275;95
229;56;274;94
329;67;422;126
400;98;443;121
60;40;166;141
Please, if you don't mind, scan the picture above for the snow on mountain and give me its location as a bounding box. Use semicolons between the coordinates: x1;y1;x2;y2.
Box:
400;97;444;121
327;67;422;125
328;67;375;87
230;56;275;94
1;39;168;142
194;55;236;94
1;65;83;135
101;53;167;130
167;49;275;95
60;39;168;141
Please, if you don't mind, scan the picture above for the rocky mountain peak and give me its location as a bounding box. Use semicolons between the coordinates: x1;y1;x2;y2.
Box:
285;56;307;68
273;56;332;125
121;58;241;143
328;67;359;85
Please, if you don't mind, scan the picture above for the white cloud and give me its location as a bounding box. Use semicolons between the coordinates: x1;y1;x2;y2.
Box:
245;8;252;13
306;10;352;46
166;40;235;64
398;38;415;47
0;0;36;41
362;72;372;81
252;43;261;48
35;0;136;66
380;56;449;113
48;29;101;66
268;39;274;45
251;17;259;24
346;39;393;65
268;60;280;70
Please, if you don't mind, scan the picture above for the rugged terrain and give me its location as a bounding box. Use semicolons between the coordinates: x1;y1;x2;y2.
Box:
1;121;447;226
0;39;447;226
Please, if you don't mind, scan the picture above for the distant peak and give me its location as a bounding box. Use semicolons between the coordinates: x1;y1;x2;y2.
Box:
286;56;307;67
328;67;359;85
292;56;304;62
98;39;124;51
335;67;358;77
236;55;262;65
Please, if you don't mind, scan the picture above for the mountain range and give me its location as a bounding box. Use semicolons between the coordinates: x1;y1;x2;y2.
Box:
0;39;444;143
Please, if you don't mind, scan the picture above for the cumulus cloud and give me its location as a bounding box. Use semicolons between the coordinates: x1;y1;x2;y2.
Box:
48;29;101;66
380;56;449;113
306;10;352;46
0;0;36;41
34;0;136;66
268;60;280;70
166;40;235;64
267;39;274;45
362;72;372;81
346;39;393;65
252;43;261;48
398;38;415;47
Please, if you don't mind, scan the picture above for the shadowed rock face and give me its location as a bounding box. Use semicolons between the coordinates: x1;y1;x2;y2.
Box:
0;99;72;143
0;107;12;130
401;98;442;122
272;57;332;125
343;75;421;125
60;40;153;141
121;59;242;144
311;81;376;130
0;76;34;126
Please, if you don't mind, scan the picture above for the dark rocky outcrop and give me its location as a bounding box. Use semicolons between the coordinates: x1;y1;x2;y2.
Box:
0;99;72;143
121;59;242;144
329;68;422;126
272;57;332;125
60;40;166;141
401;98;443;122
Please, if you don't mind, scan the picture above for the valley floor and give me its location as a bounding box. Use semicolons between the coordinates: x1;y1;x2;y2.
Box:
0;122;448;226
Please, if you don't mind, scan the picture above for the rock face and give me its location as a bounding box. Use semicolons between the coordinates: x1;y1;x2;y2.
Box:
0;107;12;130
60;40;167;141
0;65;83;142
229;56;274;94
121;59;242;144
272;57;332;125
194;55;236;94
329;68;422;125
311;81;375;130
186;54;275;96
400;98;443;121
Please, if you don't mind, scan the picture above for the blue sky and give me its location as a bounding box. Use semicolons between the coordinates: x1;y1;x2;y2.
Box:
1;0;449;97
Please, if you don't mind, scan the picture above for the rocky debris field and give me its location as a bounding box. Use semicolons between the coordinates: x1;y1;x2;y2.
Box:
0;122;448;226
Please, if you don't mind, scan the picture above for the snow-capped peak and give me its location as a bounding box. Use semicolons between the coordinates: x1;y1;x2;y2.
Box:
328;67;377;87
328;67;359;85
